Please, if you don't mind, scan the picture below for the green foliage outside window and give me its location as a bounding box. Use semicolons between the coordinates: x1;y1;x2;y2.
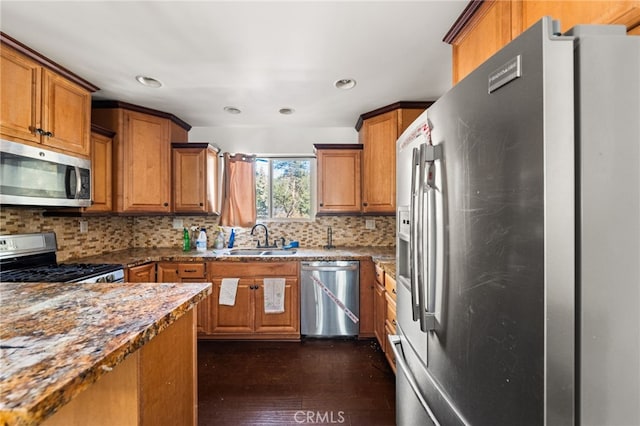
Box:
256;158;312;219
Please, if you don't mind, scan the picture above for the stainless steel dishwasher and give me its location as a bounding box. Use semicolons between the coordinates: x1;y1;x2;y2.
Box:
300;261;359;337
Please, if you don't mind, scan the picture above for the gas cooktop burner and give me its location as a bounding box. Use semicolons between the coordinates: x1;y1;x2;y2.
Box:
0;232;124;283
0;263;123;283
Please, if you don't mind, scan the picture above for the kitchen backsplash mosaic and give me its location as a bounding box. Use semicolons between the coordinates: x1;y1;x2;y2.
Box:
1;207;395;261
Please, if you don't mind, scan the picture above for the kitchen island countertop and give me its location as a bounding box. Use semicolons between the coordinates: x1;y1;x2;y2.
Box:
0;281;211;426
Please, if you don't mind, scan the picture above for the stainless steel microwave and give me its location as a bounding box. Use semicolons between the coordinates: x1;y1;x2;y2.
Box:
0;139;91;207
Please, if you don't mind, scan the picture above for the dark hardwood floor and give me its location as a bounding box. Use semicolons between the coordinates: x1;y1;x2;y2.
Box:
197;339;396;425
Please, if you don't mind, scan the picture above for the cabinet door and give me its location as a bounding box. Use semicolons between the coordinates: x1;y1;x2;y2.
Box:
0;45;41;144
254;277;299;334
374;282;386;350
41;69;91;156
450;0;513;84
210;278;254;334
173;147;207;213
123;111;171;212
156;262;180;282
85;130;113;212
316;149;361;213
126;263;156;283
361;111;397;214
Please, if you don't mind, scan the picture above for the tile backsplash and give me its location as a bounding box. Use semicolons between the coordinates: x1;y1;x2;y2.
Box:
1;207;395;261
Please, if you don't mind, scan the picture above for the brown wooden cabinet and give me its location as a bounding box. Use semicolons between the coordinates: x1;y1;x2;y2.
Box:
42;310;197;426
0;39;94;157
84;125;114;212
157;262;210;335
92;102;192;213
356;102;430;215
126;263;156;283
383;273;397;373
172;143;219;214
206;261;300;340
314;144;362;214
445;0;640;84
358;259;376;338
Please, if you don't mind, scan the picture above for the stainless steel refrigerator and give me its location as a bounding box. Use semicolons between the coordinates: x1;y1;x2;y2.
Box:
391;17;639;426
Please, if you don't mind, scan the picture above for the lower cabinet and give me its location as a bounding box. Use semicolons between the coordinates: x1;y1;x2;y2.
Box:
204;261;300;340
42;310;197;426
372;264;397;373
126;262;156;283
156;262;210;335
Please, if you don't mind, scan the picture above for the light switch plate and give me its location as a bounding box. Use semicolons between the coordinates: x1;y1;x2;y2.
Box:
365;219;376;230
172;218;184;229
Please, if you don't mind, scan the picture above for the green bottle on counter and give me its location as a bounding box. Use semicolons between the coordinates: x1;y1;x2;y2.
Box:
182;228;190;251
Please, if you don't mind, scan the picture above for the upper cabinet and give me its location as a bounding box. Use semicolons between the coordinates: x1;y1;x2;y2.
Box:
314;144;362;215
84;124;114;213
172;143;219;214
92;101;191;214
356;102;431;215
0;33;97;157
445;0;640;84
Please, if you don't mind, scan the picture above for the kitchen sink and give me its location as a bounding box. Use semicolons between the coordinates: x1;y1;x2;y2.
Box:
227;248;297;256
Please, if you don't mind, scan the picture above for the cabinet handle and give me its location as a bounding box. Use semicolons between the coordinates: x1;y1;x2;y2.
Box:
363;202;368;207
44;131;53;137
34;128;45;135
163;202;169;207
184;269;197;273
392;288;397;294
319;202;324;207
199;202;203;206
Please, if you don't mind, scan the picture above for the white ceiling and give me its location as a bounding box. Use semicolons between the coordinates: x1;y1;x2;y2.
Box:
0;1;468;130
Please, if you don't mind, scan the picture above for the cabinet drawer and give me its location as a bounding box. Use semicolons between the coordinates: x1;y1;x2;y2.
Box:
210;261;298;278
374;264;385;285
384;273;396;301
178;263;206;278
385;293;397;333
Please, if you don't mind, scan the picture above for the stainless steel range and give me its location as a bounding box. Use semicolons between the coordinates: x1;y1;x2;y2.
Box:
0;232;124;283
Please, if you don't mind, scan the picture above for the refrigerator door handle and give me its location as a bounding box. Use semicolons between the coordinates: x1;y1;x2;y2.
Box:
409;146;421;322
389;335;440;425
419;144;436;331
424;144;443;328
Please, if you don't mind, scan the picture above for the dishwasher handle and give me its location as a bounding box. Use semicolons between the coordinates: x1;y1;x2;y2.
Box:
301;264;359;272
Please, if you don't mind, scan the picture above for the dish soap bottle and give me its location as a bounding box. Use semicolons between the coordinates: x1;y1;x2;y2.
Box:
214;227;225;249
228;228;235;249
182;228;190;252
196;227;207;252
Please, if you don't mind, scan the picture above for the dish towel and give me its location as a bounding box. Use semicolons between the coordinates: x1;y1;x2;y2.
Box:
263;278;286;314
219;278;239;306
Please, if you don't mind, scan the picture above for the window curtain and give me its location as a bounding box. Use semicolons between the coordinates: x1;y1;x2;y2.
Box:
219;153;257;227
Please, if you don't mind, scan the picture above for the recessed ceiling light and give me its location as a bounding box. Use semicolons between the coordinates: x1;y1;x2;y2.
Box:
279;108;295;115
135;75;162;88
224;106;242;114
334;78;356;90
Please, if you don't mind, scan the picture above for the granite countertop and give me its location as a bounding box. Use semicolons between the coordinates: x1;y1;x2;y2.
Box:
73;246;396;278
0;281;211;426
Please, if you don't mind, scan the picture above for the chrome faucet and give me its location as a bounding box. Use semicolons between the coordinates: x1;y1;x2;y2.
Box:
250;223;278;248
324;226;335;250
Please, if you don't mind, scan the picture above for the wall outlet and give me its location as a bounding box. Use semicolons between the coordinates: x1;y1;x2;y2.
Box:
79;220;88;233
172;218;184;229
365;219;376;230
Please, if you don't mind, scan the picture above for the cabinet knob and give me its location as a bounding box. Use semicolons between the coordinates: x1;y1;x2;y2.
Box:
319;203;324;207
34;128;45;135
199;202;204;206
163;202;169;207
363;202;368;207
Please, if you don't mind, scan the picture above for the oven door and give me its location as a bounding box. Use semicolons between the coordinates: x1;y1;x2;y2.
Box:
0;139;91;207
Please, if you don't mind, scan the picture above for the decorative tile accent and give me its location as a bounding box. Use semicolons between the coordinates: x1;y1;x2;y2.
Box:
0;207;395;261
